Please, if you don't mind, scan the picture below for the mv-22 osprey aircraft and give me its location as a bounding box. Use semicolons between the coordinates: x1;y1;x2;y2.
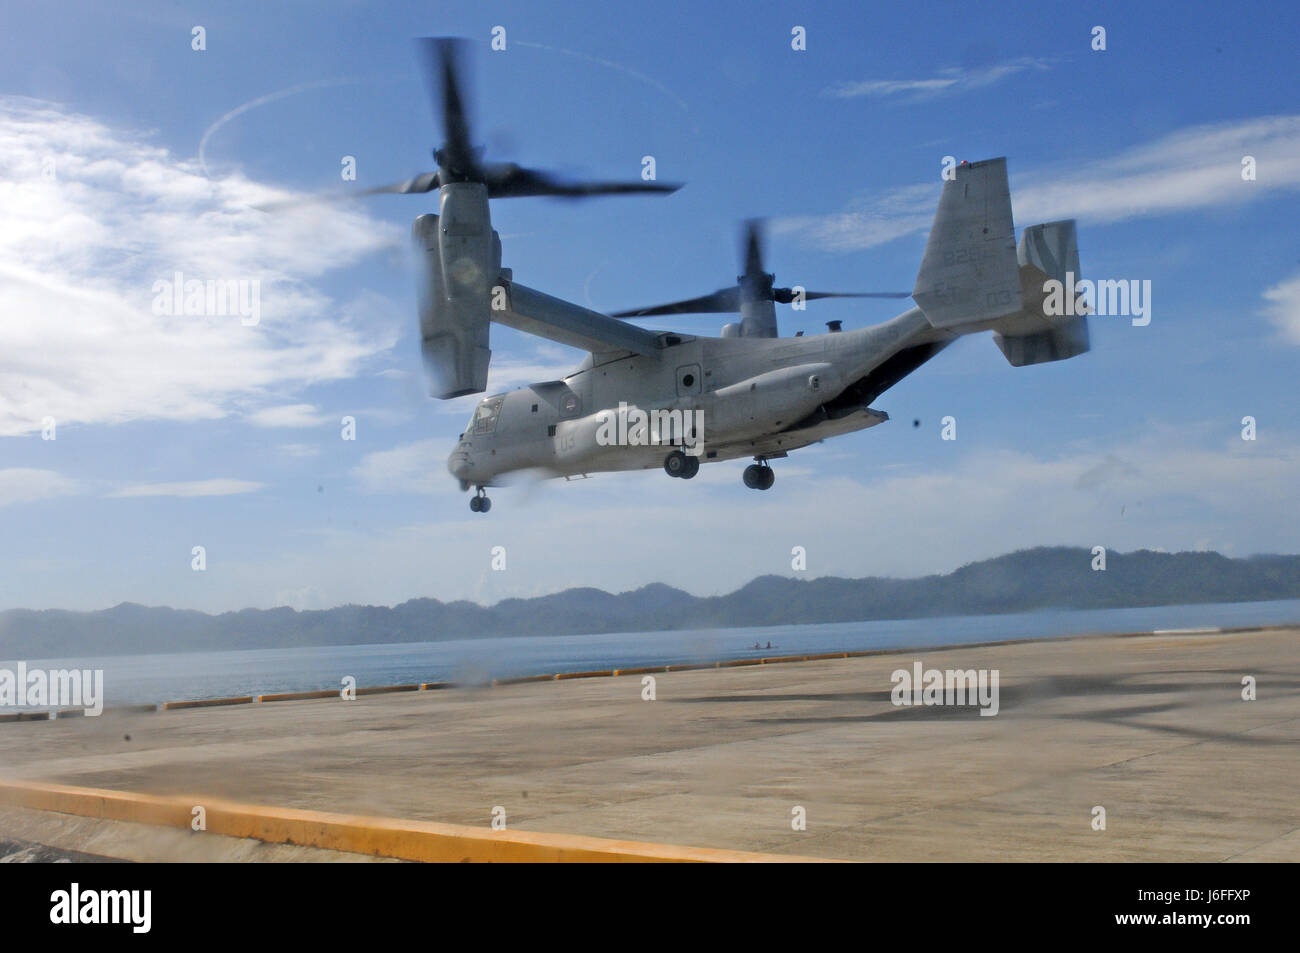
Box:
291;39;1089;513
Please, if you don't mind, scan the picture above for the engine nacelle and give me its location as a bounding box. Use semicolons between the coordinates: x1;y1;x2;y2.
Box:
412;182;501;398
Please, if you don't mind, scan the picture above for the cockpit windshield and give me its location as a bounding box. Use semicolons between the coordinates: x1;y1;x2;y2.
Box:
469;395;505;435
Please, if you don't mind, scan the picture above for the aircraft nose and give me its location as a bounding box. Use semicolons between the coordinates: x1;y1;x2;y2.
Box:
447;444;473;481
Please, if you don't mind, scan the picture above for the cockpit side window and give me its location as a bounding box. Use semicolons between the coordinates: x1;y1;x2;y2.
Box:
471;396;505;435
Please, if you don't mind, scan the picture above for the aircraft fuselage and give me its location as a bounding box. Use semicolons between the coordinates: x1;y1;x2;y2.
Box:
447;307;941;487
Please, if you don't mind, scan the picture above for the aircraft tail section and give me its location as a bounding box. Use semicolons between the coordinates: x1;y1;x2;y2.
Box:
912;158;1022;330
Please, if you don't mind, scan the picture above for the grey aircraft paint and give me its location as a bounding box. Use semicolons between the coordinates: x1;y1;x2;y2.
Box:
443;159;1089;508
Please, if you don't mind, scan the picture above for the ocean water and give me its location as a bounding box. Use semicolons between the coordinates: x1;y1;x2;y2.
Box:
5;598;1300;710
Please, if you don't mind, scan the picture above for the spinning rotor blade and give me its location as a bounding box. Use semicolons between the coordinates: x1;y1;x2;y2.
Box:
611;286;743;317
362;171;442;196
418;37;481;180
482;163;681;199
420;37;677;199
741;219;766;277
772;288;912;303
253;171;442;212
608;213;910;320
264;37;684;211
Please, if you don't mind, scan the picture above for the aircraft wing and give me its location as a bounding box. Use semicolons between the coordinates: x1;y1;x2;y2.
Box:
496;280;664;358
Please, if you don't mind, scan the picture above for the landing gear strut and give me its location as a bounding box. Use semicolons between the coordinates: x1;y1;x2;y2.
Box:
664;449;700;479
743;459;775;490
468;486;492;513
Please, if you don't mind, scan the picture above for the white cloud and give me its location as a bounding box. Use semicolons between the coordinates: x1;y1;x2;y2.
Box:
271;584;330;612
109;479;263;498
0;468;80;507
351;439;445;495
825;57;1051;100
1012;114;1300;225
0;96;404;437
778;114;1300;251
1262;271;1300;344
277;443;322;458
247;404;325;428
771;182;936;255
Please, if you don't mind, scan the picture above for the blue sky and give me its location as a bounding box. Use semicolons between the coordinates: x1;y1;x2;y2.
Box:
2;0;1298;612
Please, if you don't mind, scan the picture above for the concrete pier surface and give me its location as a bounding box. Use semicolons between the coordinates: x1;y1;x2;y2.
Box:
0;627;1296;861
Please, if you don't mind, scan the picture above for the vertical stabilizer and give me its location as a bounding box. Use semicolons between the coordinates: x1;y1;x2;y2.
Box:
913;158;1021;329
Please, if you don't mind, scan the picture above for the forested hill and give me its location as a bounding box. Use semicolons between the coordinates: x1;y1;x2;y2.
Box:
3;547;1298;658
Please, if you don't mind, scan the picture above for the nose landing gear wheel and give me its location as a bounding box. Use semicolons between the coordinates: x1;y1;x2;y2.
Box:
743;462;775;490
469;488;491;513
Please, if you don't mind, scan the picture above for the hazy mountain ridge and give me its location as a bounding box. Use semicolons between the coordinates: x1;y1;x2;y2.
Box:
2;547;1298;658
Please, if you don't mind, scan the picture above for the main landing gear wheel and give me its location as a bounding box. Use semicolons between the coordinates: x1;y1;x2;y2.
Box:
469;488;491;513
743;462;775;490
664;450;699;479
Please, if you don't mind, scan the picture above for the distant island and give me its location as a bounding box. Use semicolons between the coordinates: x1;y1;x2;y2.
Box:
2;547;1298;658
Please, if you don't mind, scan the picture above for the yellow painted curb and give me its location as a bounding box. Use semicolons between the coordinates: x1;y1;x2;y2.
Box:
611;665;667;677
0;779;830;864
356;684;420;697
491;675;551;686
161;696;255;711
257;689;338;703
